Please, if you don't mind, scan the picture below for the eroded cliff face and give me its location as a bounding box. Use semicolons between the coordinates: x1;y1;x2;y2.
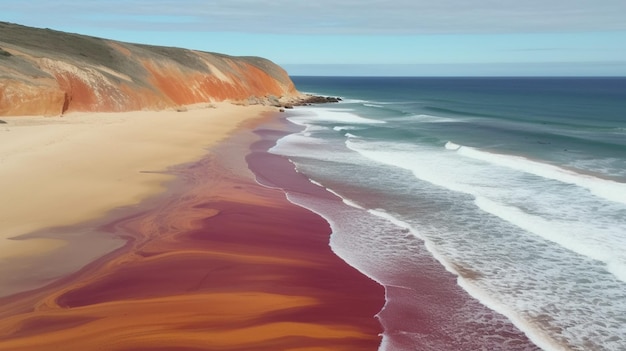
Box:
0;22;300;116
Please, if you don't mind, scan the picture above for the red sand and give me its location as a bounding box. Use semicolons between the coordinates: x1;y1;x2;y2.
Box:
0;116;384;350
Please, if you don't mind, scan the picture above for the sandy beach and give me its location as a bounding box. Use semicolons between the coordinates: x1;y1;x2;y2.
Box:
0;103;270;259
0;103;279;299
0;105;384;350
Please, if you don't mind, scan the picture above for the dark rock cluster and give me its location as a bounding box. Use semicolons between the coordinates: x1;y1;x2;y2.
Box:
276;94;342;111
296;95;343;105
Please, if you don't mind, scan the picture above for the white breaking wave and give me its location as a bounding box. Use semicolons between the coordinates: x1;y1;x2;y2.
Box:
333;126;360;131
340;98;370;104
365;207;570;351
445;141;461;150
345;139;626;284
451;142;626;206
363;103;385;108
289;108;386;126
474;196;626;283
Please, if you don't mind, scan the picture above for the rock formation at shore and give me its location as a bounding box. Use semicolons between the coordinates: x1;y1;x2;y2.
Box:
0;22;301;116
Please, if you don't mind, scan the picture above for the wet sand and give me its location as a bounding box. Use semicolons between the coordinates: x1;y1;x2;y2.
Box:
0;112;384;350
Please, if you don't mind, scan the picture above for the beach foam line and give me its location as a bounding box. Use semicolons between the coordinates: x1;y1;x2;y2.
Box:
361;207;568;351
281;182;543;351
271;115;543;350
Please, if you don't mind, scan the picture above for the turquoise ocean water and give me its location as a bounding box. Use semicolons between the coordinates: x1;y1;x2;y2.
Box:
271;77;626;351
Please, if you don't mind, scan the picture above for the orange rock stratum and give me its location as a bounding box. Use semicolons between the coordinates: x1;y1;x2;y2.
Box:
0;22;299;116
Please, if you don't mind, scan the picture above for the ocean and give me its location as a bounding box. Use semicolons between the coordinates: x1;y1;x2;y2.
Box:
271;77;626;351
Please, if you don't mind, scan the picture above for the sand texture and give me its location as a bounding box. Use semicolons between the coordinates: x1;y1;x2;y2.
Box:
0;104;275;293
0;110;384;350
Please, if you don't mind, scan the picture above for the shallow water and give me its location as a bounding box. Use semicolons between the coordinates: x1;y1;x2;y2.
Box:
273;77;626;350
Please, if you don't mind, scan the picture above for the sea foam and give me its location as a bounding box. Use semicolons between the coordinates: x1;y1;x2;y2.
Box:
333;126;360;131
452;142;626;205
290;107;386;126
343;199;570;351
445;141;461;150
346;138;626;283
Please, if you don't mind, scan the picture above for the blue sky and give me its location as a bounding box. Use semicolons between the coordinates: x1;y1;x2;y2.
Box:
1;1;625;76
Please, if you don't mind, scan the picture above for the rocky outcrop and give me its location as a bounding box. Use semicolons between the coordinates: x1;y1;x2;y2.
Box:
293;95;342;105
0;22;301;116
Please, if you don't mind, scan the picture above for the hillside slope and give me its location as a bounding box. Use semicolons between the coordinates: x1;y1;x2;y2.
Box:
0;22;300;116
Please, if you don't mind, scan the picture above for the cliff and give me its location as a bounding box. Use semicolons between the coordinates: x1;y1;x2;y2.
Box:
0;22;300;116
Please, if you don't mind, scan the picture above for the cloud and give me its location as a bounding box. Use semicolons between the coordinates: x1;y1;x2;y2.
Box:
3;0;626;35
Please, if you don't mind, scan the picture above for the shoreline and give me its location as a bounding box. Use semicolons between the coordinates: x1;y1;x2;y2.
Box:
270;105;543;350
0;106;384;350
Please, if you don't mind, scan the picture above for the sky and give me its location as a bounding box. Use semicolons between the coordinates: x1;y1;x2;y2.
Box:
1;1;626;76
